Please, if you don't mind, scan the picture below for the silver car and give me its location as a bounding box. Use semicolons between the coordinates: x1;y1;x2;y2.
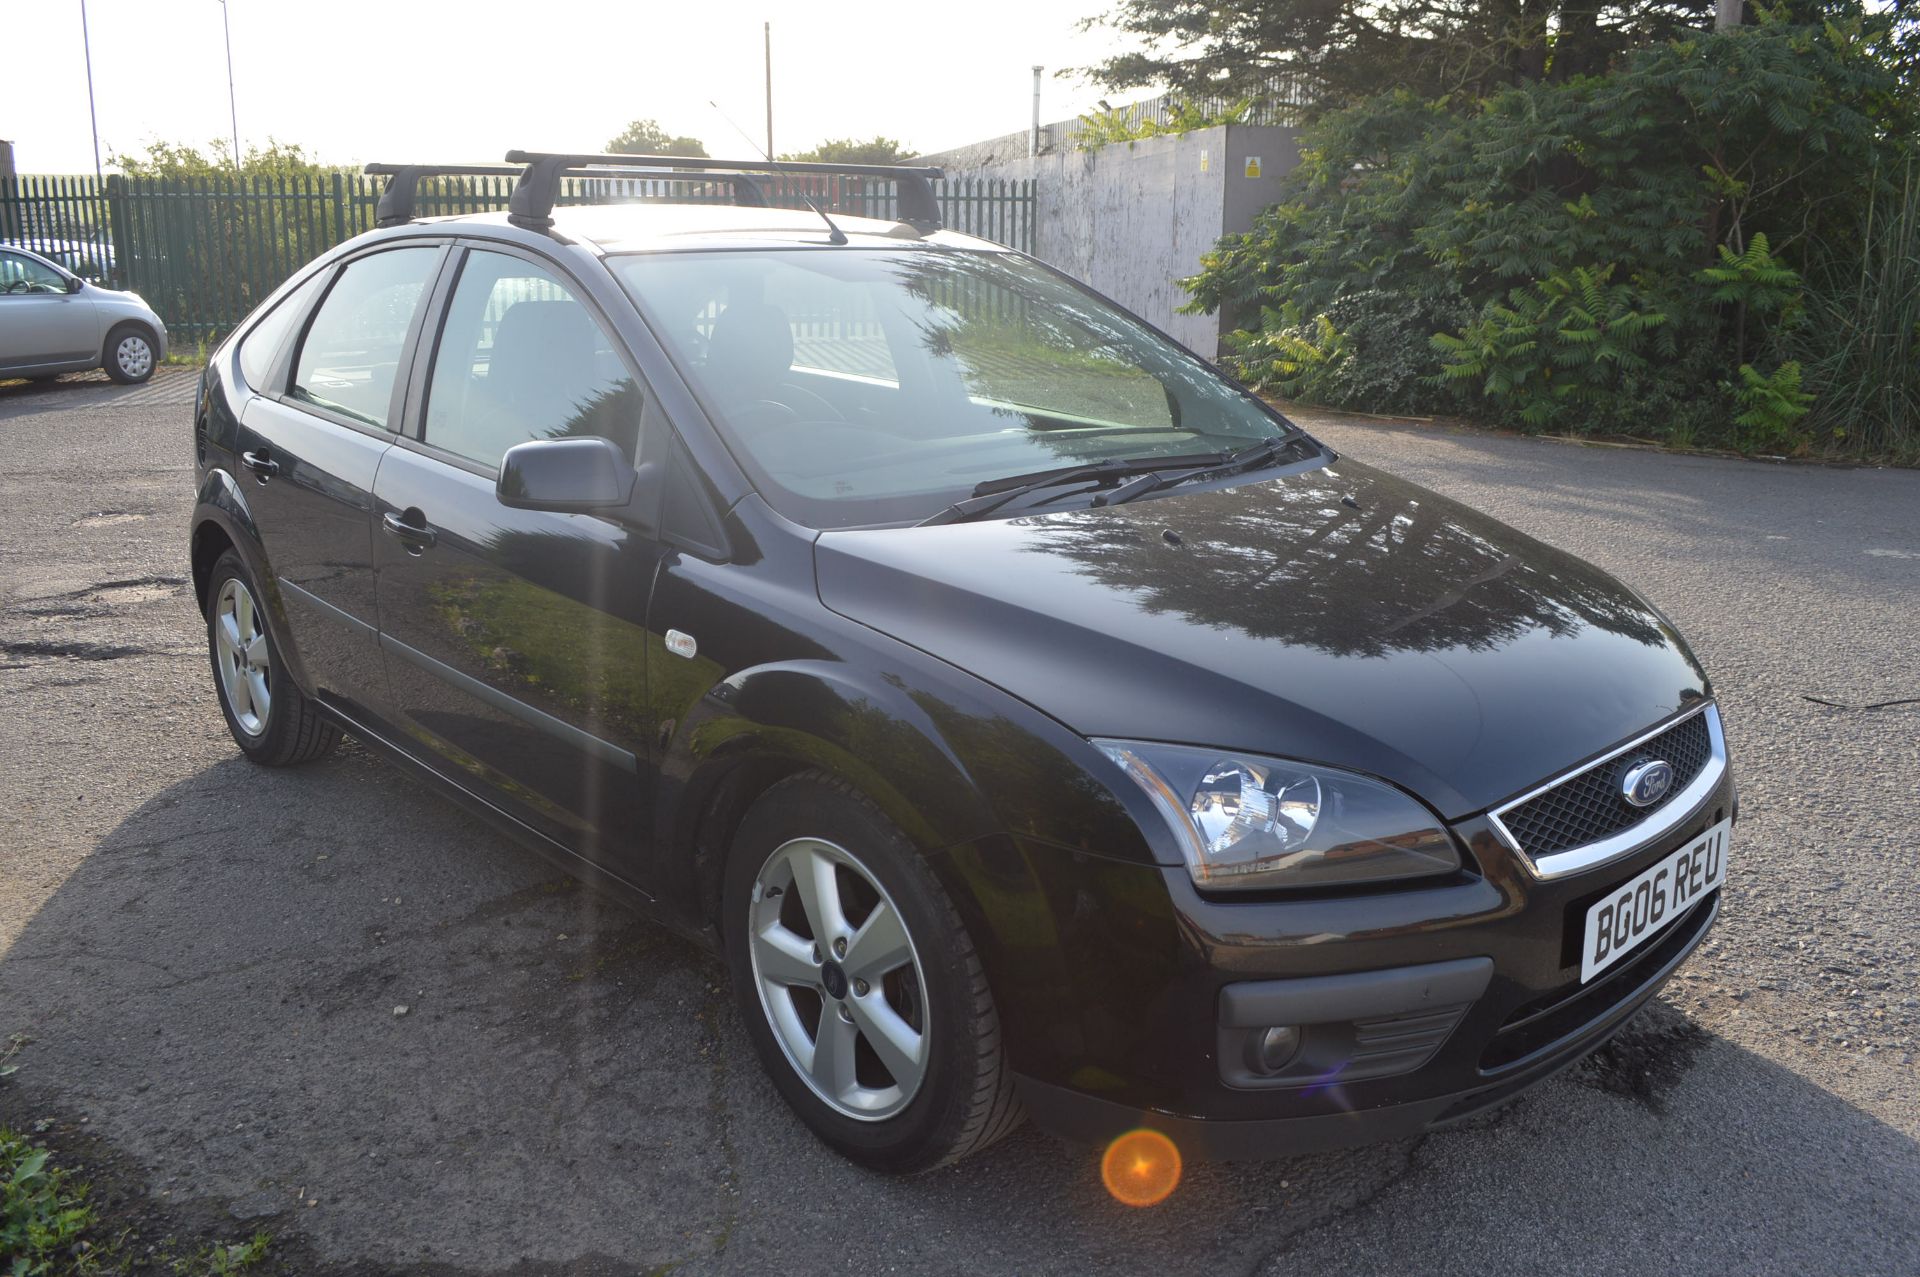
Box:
0;244;168;384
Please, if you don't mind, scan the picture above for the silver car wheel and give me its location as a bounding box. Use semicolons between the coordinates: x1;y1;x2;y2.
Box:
213;577;272;737
115;333;153;380
748;837;930;1121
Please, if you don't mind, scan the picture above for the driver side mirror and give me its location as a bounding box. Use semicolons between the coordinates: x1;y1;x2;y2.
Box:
497;437;638;514
66;276;85;294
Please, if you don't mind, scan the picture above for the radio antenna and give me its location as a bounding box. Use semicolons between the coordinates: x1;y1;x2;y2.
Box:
707;99;847;245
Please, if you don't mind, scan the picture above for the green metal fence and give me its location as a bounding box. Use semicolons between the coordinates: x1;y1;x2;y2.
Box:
0;171;1037;346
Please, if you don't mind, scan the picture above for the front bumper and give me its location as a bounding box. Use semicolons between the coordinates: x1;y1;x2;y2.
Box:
1016;892;1717;1159
947;768;1735;1159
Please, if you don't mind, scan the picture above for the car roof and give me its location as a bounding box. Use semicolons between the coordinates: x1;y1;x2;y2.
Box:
408;202;1004;256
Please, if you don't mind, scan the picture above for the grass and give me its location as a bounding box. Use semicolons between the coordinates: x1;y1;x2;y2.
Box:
1792;166;1920;465
162;339;211;369
0;1127;271;1277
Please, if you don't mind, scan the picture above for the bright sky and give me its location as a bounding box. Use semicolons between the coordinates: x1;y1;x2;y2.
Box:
4;0;1145;174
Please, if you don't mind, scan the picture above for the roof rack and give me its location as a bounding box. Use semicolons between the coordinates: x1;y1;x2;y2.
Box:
363;164;522;227
363;161;773;229
500;151;945;233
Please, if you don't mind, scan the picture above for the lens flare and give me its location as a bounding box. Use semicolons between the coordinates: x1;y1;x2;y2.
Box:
1101;1128;1182;1207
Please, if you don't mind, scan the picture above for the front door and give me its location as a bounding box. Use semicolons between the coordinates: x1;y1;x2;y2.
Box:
372;246;663;874
236;244;444;717
0;250;97;370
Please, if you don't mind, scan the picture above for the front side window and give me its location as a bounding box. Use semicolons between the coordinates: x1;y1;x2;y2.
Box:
0;252;68;295
291;247;439;429
614;247;1299;527
423;250;641;472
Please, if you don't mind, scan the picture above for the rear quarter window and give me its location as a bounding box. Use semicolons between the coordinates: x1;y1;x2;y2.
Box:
236;270;329;391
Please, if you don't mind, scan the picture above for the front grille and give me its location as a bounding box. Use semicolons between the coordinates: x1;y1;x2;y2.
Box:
1499;710;1713;858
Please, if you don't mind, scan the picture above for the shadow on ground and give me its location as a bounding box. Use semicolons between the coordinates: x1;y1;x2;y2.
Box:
3;749;1916;1275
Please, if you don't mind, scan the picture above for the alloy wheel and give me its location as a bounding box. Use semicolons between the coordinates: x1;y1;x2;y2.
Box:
748;837;930;1121
213;577;272;736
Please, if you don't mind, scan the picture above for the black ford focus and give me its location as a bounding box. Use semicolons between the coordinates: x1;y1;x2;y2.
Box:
188;154;1733;1174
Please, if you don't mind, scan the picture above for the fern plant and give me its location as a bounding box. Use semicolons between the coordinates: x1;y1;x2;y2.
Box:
1733;361;1815;450
1432;267;1669;430
1225;303;1350;398
1698;233;1804;364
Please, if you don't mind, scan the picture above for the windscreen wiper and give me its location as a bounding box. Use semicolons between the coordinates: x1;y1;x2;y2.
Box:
917;453;1230;527
1091;433;1304;509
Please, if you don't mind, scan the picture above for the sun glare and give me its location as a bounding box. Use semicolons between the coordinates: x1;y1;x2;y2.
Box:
1101;1128;1182;1208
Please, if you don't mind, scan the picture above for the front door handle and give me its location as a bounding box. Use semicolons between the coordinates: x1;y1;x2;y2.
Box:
381;511;438;552
240;449;279;482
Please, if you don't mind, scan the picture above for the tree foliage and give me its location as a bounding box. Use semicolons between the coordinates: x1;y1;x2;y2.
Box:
604;119;708;157
1187;9;1920;458
110;138;328;179
1080;0;1721;107
780;136;914;164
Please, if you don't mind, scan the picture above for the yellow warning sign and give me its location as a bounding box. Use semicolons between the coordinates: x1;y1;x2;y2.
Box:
1244;156;1263;178
1199;149;1210;173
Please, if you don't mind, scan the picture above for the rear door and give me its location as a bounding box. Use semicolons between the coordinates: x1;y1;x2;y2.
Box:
371;243;666;876
0;250;97;369
236;243;447;717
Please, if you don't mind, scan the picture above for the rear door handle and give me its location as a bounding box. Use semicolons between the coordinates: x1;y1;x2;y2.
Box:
381;511;437;551
240;450;279;481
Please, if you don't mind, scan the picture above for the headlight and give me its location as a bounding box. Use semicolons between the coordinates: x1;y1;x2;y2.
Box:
1094;740;1460;890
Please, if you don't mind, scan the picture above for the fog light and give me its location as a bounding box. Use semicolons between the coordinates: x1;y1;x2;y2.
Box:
1249;1025;1302;1074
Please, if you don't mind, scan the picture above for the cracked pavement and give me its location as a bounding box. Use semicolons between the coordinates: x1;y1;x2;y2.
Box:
1;372;1916;1274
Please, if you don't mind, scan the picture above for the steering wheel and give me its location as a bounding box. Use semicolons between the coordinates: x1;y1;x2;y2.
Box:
3;280;31;295
732;399;800;432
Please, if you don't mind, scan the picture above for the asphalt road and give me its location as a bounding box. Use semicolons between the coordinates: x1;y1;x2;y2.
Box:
2;371;1916;1275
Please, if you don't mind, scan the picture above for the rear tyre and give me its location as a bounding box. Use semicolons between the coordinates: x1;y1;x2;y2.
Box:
102;323;157;384
724;772;1023;1172
205;550;339;766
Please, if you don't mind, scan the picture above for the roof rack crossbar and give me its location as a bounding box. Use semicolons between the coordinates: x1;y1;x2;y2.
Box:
501;151;945;232
365;161;773;227
363;164;523;227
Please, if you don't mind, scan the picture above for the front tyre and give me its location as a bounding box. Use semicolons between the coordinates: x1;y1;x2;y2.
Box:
102;323;157;384
205;549;339;766
724;772;1023;1172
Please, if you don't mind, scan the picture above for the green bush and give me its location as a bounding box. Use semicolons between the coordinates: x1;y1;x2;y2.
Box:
1187;10;1920;461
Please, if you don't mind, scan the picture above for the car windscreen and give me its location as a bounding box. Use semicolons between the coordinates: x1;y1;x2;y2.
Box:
610;247;1307;528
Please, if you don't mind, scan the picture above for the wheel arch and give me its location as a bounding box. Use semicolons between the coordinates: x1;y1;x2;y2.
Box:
662;659;1009;932
190;471;316;695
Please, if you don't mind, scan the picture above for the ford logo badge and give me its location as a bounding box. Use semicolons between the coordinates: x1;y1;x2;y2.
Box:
1620;759;1675;808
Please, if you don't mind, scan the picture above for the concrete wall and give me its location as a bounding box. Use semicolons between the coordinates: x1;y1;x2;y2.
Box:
921;125;1299;355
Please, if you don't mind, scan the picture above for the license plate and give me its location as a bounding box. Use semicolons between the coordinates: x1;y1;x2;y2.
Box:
1580;818;1730;982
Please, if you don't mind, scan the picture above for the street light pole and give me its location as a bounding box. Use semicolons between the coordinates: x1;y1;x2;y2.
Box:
80;0;104;184
218;0;242;168
764;22;774;159
1030;65;1043;158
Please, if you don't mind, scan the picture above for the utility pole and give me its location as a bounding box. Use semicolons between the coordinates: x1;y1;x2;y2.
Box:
80;0;104;184
219;0;242;168
1715;0;1742;29
1030;65;1043;158
764;22;774;159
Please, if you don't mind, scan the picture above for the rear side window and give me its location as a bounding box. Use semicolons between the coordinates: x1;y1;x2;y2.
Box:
237;270;328;390
423;249;641;471
291;247;439;429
